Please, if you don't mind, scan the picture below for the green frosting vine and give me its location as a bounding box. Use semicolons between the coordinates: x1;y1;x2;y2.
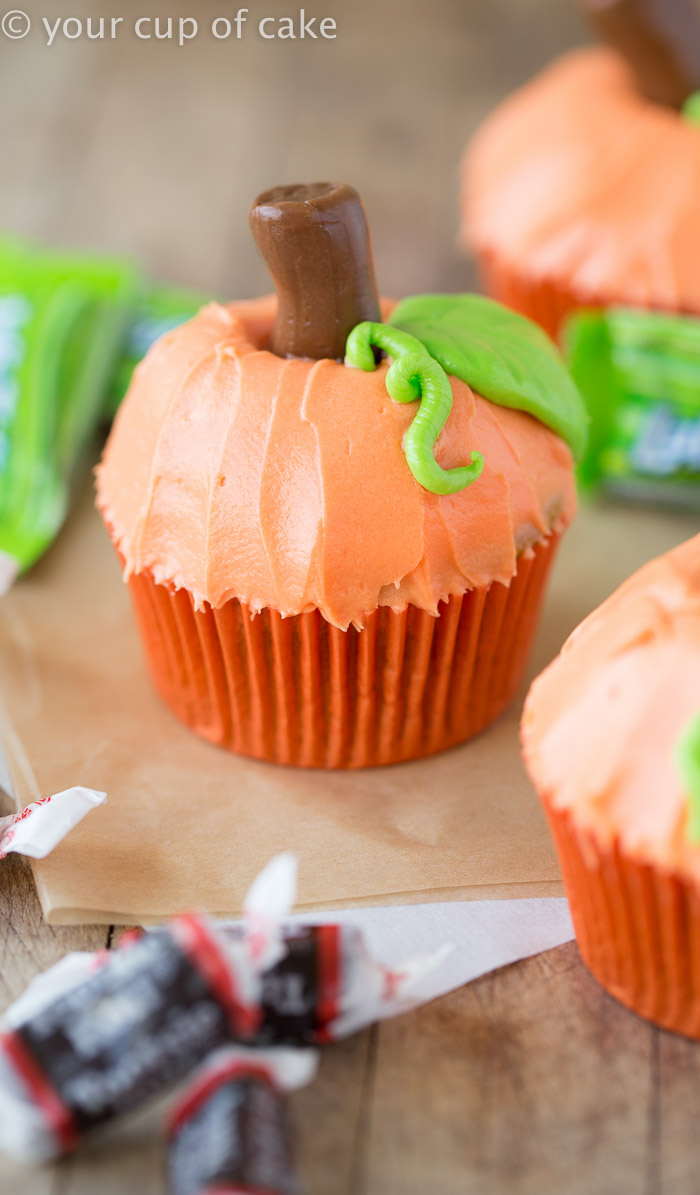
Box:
345;322;484;495
675;711;700;844
346;294;587;496
683;91;700;126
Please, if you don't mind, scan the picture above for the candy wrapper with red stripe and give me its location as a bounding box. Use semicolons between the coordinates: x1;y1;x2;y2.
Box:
233;921;451;1045
167;1047;317;1195
0;914;264;1161
0;856;297;1162
0;787;106;860
0;855;450;1162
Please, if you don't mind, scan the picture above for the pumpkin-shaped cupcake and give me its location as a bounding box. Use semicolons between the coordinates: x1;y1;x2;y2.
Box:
97;183;585;768
522;533;700;1038
460;0;700;338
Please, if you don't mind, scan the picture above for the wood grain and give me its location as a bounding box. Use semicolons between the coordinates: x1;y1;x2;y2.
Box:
3;1;700;1193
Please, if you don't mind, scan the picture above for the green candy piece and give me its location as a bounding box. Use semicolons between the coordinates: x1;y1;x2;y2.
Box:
0;236;141;588
106;283;210;419
345;321;484;495
683;91;700;125
566;306;700;500
389;293;588;462
674;711;700;844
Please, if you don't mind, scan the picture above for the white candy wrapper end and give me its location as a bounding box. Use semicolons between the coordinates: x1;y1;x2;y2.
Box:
0;787;106;860
174;1045;319;1112
0;953;101;1163
329;936;455;1040
242;852;298;972
2;953;97;1031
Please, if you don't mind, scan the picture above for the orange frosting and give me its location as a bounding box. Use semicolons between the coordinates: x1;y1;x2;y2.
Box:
96;296;576;631
463;48;700;312
522;534;700;882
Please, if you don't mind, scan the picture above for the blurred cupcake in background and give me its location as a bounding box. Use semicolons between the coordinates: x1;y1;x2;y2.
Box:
461;0;700;504
460;0;700;338
97;183;585;770
522;533;700;1038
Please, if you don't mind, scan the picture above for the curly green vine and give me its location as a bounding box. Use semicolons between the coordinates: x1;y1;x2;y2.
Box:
345;322;484;496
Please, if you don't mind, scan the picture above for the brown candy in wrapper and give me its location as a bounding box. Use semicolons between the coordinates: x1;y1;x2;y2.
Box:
245;922;438;1044
0;916;260;1161
0;857;447;1162
167;1048;316;1195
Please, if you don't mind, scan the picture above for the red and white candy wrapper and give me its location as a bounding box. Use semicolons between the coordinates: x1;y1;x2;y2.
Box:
0;856;297;1162
0;855;451;1162
0;915;265;1162
232;922;452;1045
167;1047;317;1195
227;853;452;1046
0;787;106;860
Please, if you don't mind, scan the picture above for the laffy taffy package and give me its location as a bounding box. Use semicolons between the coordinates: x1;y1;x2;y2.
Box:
567;306;700;506
0;235;140;592
106;282;209;417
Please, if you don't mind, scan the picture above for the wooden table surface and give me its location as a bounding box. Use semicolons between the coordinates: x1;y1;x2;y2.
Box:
3;1;700;1191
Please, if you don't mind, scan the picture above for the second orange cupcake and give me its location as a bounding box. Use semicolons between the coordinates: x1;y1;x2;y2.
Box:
522;533;700;1037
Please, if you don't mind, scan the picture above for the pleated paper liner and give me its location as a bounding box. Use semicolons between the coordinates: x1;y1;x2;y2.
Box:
475;250;609;341
545;801;700;1039
124;532;561;770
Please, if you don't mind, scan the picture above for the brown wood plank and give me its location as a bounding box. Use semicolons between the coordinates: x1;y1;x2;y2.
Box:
363;943;657;1195
657;1030;700;1195
290;1031;373;1195
0;834;108;1011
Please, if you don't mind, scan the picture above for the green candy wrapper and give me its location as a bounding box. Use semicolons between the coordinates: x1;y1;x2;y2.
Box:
107;284;208;417
0;237;140;591
566;307;700;507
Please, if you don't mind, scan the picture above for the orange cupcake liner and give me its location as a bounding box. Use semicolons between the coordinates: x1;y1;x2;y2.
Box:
475;250;608;341
125;532;561;769
545;800;700;1039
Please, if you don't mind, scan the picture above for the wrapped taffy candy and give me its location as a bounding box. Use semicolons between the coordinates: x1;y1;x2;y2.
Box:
0;855;297;1162
233;922;448;1045
167;1048;316;1195
0;235;139;592
567;306;700;505
0;787;105;860
0;915;261;1161
107;282;208;418
0;858;449;1161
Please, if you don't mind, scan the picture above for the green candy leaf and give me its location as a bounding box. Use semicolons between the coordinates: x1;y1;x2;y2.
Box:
389;293;589;461
674;711;700;844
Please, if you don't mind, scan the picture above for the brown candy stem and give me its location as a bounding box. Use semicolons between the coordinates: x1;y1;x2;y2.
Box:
249;182;381;361
583;0;700;108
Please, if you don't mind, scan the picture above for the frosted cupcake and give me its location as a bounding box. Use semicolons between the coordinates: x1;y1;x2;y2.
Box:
522;533;700;1037
461;0;700;338
97;183;584;768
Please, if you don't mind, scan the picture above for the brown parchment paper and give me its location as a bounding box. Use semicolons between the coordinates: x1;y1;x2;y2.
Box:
0;480;696;925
